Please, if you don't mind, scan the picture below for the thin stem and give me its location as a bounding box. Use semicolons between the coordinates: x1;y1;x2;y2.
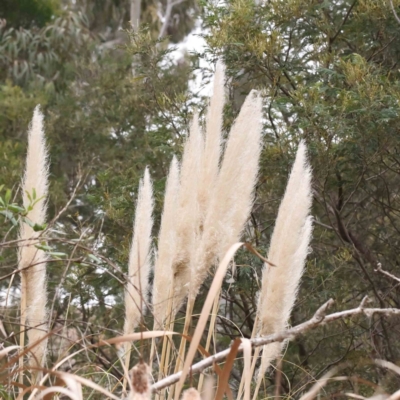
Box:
197;289;221;392
168;298;195;400
19;273;27;395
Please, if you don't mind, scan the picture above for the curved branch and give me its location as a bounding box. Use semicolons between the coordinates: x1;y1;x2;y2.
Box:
152;298;400;391
390;0;400;25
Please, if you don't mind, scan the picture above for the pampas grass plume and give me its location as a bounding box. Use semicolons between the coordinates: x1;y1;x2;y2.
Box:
257;141;313;377
217;91;263;257
129;362;151;400
198;62;225;220
181;388;202;400
124;168;154;340
191;91;263;299
19;105;49;370
171;112;204;313
152;156;180;328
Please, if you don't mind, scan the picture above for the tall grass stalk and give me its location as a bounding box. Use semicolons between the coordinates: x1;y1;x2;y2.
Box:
254;142;312;399
153;157;180;329
156;112;203;398
123;168;154;388
19;105;49;385
155;70;263;400
197;290;220;392
198;61;225;222
171;112;204;316
190;91;263;301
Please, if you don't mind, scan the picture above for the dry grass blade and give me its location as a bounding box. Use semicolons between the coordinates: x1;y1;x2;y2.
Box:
298;366;340;400
389;390;400;399
0;345;20;358
51;370;121;400
374;359;400;376
174;242;244;400
241;339;252;400
40;374;82;400
214;338;241;400
15;368;121;400
202;376;215;400
97;331;177;346
34;386;81;400
243;243;275;266
5;328;59;374
180;334;224;380
197;289;220;392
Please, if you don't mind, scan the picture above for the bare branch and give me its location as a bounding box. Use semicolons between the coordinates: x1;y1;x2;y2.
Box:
375;262;400;283
152;298;400;391
390;0;400;25
158;0;185;39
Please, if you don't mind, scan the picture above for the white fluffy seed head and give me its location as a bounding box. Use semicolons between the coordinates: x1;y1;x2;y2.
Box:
171;112;204;314
124;168;154;340
190;91;263;299
257;141;313;377
181;388;202;400
152;157;180;328
19;105;49;371
198;61;225;222
129;362;151;400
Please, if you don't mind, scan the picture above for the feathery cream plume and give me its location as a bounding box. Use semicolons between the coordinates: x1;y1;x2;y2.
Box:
152;157;180;328
191;91;263;299
171;112;204;313
128;362;151;400
257;141;313;379
124;168;154;349
19;105;49;373
181;388;202;400
155;64;225;319
198;62;225;221
216;91;263;258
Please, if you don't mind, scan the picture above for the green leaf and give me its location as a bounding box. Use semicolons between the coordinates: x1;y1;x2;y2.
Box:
48;251;67;258
7;204;25;213
88;254;102;264
22;217;34;227
33;223;47;232
0;210;17;225
35;244;52;251
4;189;11;204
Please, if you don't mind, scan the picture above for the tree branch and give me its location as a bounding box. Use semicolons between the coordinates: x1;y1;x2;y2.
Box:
152;298;400;391
375;263;400;284
329;0;357;45
158;0;185;39
390;0;400;25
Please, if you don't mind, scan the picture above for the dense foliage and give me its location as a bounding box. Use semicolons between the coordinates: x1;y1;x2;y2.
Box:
1;0;400;398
